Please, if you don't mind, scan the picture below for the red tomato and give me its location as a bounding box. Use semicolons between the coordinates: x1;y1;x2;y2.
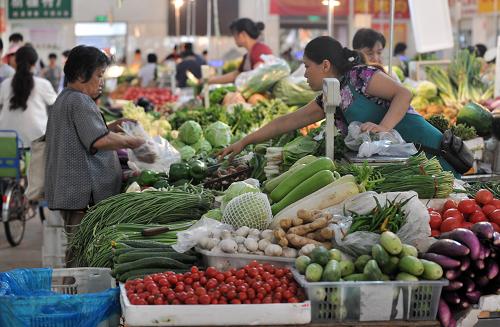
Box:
490;209;500;225
238;292;248;301
482;204;496;217
190;266;199;274
491;199;500;209
490;222;500;232
431;229;441;237
175;283;185;292
443;199;458;212
154;297;164;305
475;189;494;205
198;294;211;305
429;212;442;230
226;290;237;300
206;278;218;289
462;222;473;229
427;208;435;213
231;299;242;304
440;217;461;232
167;275;178;285
469;211;487;224
443;209;464;222
458;199;476;215
205;267;218;278
288;297;300;303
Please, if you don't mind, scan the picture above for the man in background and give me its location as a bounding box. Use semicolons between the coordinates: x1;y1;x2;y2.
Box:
42;53;62;92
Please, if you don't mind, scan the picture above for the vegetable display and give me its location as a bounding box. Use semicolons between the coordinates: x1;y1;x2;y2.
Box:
124;262;306;305
123;87;177;107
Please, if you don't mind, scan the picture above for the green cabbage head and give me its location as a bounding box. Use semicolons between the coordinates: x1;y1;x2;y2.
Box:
178;120;203;145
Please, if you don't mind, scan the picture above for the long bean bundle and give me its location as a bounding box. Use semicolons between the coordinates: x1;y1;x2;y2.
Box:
374;152;443;177
70;186;214;266
373;171;454;199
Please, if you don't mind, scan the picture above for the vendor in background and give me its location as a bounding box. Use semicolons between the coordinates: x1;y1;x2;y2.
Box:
138;53;158;87
165;45;181;63
176;43;206;88
44;45;146;267
220;36;456;174
0;46;57;147
208;18;272;84
393;42;409;77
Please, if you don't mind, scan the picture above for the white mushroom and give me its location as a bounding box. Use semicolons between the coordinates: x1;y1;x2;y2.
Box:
244;238;259;252
237;244;250;254
206;238;219;250
282;247;298;258
234;235;246;244
248;228;260;237
235;226;250;237
198;236;210;249
299;244;316;256
221;230;232;240
258;239;271;251
264;244;283;256
260;229;274;241
219;239;238;253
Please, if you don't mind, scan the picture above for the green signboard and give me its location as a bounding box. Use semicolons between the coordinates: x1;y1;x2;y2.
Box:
8;0;72;19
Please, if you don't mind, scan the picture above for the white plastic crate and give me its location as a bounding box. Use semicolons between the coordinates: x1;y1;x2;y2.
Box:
196;247;294;271
120;284;311;326
42;222;67;268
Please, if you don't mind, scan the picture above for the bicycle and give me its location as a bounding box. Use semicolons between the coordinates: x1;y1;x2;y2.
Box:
0;130;44;246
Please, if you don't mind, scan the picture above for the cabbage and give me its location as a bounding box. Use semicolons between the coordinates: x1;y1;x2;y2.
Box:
221;181;260;210
205;121;232;148
170;139;185;151
416;81;438;99
410;96;429;110
192;138;212;154
178;120;202;145
203;208;223;221
272;79;318;106
179;145;196;161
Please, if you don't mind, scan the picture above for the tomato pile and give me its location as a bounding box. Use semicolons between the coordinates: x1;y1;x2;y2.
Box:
429;189;500;237
125;262;305;306
123;87;177;107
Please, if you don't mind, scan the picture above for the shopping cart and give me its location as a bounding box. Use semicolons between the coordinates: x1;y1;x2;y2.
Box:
0;130;44;246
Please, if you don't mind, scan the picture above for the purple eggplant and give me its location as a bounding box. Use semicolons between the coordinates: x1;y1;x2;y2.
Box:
493;232;500;246
478;244;487;260
449;317;457;327
459;276;476;293
421;253;461;269
441;228;481;260
475;274;490;288
491;251;497;259
445;269;462;280
486;258;499;280
460;256;470;271
438;299;452;327
465;290;481;304
475;259;485;270
484;247;491;258
471;222;494;240
443;280;463;291
442;291;460;305
470;271;476;279
459;300;470;310
428;239;470;257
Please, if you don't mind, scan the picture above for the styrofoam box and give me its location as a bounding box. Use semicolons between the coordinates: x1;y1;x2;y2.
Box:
196;247;294;271
41;223;67;268
120;284;311;326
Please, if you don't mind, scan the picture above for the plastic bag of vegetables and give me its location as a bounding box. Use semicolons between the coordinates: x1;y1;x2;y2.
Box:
272;64;318;106
235;55;291;99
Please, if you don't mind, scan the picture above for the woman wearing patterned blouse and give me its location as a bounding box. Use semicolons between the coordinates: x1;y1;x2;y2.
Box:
220;36;455;173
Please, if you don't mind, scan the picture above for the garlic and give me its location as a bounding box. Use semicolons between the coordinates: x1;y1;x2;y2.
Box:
235;226;250;237
258;239;271;251
221;230;232;240
237;244;250;254
282;247;298;258
260;229;274;241
219;239;238;253
299;244;316;256
234;235;246;244
244;238;259;252
264;244;283;256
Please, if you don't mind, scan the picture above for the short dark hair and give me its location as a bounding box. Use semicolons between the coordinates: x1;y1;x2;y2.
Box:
49;53;57;59
0;39;3;51
135;48;141;54
147;53;158;63
394;42;407;55
202;50;208;55
9;33;23;43
64;45;110;84
353;28;386;50
475;44;487;58
184;42;193;52
230;18;265;39
62;50;71;58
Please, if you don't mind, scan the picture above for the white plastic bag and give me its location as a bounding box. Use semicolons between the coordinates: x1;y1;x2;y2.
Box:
173;217;233;253
344;121;418;158
327;191;433;257
122;122;181;173
235;55;290;98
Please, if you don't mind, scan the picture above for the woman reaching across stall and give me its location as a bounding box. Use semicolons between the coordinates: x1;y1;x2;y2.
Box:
220;36;457;174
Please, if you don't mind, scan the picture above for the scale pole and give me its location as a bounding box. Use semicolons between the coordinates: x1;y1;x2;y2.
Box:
322;78;341;161
388;0;395;75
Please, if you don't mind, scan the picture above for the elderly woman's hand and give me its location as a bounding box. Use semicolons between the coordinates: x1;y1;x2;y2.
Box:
108;118;137;133
360;122;391;133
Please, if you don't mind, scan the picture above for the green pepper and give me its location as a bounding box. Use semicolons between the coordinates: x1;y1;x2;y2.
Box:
137;170;159;186
169;162;191;182
189;160;207;180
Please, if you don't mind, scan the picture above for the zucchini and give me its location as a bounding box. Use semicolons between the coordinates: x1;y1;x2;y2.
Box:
271;170;336;215
270;157;334;202
117;251;198;264
121;240;173;248
263;164;305;193
118;268;185;282
291;155;317;168
115;257;190;275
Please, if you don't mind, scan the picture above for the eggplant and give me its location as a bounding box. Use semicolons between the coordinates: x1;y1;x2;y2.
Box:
484;247;491;258
469;271;476;279
471;222;494;240
421;253;461;269
491;251;497;259
438;299;452;327
445;269;462;280
449;317;457;327
486;258;499;280
428;239;470;257
475;274;489;288
493;232;500;246
465;290;481;304
459;300;470;310
443;280;463;291
478;244;487;260
459;276;476;293
442;291;460;304
441;228;481;260
475;259;485;270
460;256;470;271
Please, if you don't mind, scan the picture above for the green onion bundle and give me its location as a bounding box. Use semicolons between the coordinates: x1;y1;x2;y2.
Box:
374;152;443;177
373;171;455;199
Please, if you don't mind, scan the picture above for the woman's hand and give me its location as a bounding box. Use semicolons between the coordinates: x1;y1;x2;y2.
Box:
218;140;246;161
126;136;146;149
108;118;137;133
360;122;390;133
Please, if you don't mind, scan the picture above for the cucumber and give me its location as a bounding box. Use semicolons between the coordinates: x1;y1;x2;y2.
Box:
114;247;177;256
420;259;444;280
396;272;419;282
121;240;173;248
344;273;367;281
271;170;335;215
263;164;305;193
364;260;383;281
380;231;402;255
399;244;418;258
118;268;185;282
372;244;390;267
382;256;400;275
270;157;334;202
115;257;190;275
117;252;198;264
399;256;424;277
354;255;372;273
291;155;318;168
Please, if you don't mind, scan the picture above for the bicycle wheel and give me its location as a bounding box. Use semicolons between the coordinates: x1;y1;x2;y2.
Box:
3;183;26;246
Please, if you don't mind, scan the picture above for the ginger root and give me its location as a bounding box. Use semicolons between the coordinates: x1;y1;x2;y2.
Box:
286;234;322;248
280;218;293;231
292;217;304;226
274;228;288;247
288;216;330;236
296;209;323;223
320;226;334;240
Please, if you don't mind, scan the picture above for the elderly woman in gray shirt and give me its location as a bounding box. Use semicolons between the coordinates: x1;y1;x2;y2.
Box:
45;45;144;267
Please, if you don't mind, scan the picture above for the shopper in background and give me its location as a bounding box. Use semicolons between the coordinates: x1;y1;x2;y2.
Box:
129;48;142;74
45;45;146;267
165;45;181;63
0;39;15;83
0;46;57;147
393;42;409;77
208;18;272;84
220;36;457;175
475;44;487;58
176;43;206;87
138;53;158;87
42;53;62;92
57;50;70;93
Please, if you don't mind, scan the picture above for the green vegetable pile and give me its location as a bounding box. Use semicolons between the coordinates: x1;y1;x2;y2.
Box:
272;78;318;106
209;85;236;104
427;114;450;133
450;123;477;140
